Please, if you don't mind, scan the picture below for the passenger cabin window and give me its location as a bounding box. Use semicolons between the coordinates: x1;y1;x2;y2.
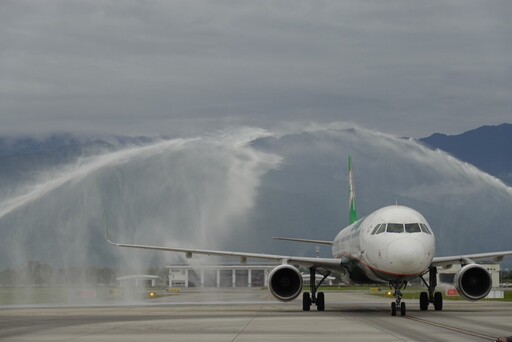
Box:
376;224;387;234
405;223;421;233
386;223;404;233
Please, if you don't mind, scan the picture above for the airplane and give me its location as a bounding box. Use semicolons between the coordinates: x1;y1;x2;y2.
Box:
106;156;512;316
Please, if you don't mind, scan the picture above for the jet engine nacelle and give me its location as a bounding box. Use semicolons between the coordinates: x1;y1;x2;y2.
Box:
268;264;303;302
454;264;492;301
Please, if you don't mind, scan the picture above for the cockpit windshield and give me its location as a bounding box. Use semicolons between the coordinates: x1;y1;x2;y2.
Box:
386;223;404;233
405;223;421;233
371;222;432;235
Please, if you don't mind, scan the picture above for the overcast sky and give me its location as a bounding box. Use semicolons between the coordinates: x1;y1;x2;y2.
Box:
1;1;511;138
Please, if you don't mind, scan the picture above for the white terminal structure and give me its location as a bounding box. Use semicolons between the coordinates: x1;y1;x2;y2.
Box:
167;264;276;288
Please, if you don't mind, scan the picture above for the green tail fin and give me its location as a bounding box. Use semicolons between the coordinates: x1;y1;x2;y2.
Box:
348;156;358;224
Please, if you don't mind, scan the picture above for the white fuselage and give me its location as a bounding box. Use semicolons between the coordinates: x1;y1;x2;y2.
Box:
332;205;435;284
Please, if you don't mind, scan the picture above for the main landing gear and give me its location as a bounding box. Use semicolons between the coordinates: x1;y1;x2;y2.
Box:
303;266;331;312
389;280;407;316
419;266;443;312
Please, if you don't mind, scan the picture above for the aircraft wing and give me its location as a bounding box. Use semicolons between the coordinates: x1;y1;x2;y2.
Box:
432;251;512;267
272;237;333;246
106;233;343;270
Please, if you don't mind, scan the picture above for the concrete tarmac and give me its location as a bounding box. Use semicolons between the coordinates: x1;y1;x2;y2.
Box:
1;289;511;341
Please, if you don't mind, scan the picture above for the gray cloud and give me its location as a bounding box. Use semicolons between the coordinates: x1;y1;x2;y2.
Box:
1;1;511;137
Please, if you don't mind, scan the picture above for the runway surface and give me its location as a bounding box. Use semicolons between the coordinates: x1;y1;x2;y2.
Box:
1;289;511;341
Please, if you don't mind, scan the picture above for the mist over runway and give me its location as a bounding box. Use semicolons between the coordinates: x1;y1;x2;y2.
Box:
1;124;512;273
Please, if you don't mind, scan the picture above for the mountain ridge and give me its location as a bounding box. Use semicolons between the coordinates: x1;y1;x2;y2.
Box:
419;123;512;185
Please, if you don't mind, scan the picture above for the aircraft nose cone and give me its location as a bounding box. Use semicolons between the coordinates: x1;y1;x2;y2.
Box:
388;238;425;274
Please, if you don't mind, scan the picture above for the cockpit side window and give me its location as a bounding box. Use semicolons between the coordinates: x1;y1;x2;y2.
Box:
405;223;421;233
376;224;387;234
386;223;404;233
371;224;382;235
420;223;432;235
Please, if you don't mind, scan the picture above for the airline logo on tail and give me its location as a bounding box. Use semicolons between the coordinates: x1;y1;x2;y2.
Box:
348;156;357;225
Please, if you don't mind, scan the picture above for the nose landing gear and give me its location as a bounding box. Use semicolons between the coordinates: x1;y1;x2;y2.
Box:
389;280;407;316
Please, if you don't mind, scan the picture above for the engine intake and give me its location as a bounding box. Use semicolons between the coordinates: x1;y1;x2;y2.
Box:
268;265;303;301
454;264;492;301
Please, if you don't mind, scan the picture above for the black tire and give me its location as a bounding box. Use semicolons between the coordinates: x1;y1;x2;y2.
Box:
391;302;397;316
434;292;443;311
400;302;406;317
317;292;325;311
302;292;311;311
419;292;429;311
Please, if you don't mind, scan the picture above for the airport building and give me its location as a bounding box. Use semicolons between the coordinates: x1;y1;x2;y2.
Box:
166;264;277;288
117;275;160;288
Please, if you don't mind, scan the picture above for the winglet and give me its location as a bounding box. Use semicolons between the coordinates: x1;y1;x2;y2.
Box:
348;156;358;225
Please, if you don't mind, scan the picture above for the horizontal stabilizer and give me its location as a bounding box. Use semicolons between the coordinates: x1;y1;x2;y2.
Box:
272;237;333;246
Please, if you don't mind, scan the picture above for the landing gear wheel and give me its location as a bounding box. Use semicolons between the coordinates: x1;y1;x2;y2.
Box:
420;266;443;313
419;291;429;311
434;291;443;311
391;302;397;316
302;292;311;311
400;301;406;316
316;292;325;311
